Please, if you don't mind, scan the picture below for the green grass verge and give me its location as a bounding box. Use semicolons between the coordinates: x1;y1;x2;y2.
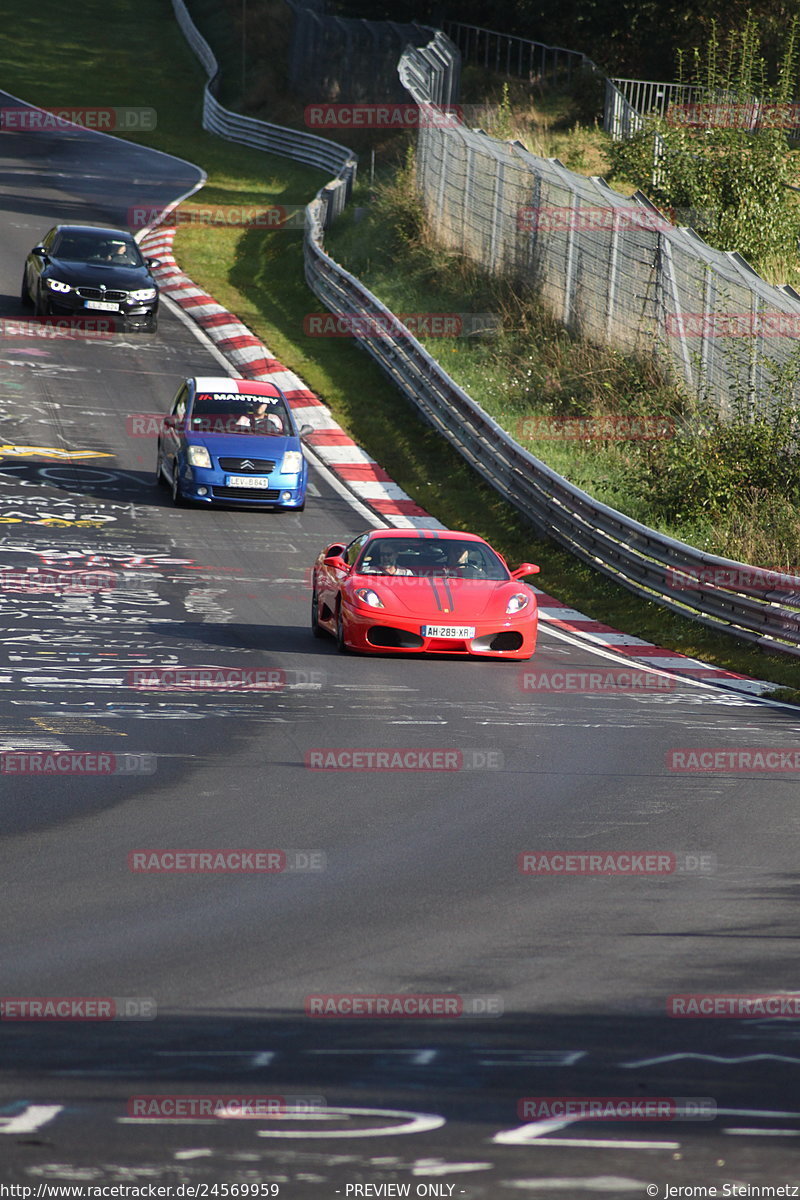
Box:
0;0;797;694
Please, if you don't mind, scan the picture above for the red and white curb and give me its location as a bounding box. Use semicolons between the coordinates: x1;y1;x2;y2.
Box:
139;223;779;699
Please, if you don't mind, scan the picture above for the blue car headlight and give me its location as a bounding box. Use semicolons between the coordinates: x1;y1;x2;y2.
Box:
187;446;212;468
280;450;304;474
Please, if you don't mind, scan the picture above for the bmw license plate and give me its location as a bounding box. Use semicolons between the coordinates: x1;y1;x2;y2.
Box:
422;625;475;638
84;300;119;311
226;475;271;488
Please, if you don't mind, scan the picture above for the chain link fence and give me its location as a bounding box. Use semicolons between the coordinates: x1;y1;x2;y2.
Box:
400;44;800;416
285;0;436;104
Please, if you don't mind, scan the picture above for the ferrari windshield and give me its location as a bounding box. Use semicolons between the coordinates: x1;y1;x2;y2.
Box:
52;231;143;267
357;538;509;580
189;391;290;436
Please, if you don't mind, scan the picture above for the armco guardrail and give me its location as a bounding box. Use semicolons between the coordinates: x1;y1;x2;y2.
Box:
171;0;357;220
304;194;800;657
171;0;799;657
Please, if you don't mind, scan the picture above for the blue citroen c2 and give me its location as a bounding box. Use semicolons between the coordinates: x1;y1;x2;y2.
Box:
156;376;312;510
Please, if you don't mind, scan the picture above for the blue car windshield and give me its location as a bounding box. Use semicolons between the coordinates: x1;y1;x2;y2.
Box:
357;539;509;580
190;392;290;437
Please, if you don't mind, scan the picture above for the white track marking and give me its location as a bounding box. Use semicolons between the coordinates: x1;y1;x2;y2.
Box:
478;1051;586;1067
723;1128;800;1137
411;1159;492;1175
494;1116;584;1141
310;1049;439;1066
508;1137;680;1150
255;1106;445;1138
620;1052;800;1067
154;1051;275;1067
0;1105;62;1134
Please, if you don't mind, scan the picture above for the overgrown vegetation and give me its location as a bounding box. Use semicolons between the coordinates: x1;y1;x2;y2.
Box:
330;0;795;82
327;148;800;569
458;70;613;177
609;14;800;282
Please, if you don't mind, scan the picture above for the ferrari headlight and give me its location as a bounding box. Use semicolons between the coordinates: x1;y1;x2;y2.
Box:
280;450;303;474
506;592;529;614
129;287;157;302
187;445;212;468
355;588;384;609
46;278;72;293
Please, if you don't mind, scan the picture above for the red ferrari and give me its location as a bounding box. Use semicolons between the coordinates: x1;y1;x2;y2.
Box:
311;529;541;659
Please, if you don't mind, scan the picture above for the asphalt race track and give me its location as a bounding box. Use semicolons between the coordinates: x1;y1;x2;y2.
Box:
1;95;800;1197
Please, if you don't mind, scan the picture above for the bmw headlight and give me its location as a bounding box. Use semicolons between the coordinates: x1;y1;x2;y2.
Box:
128;287;157;302
280;450;303;474
506;592;530;614
355;588;384;609
187;445;212;468
46;279;72;293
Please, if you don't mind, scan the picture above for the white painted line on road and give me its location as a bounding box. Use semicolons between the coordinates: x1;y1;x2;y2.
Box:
723;1128;800;1137
479;1051;587;1067
255;1106;446;1138
0;1105;62;1134
507;1137;680;1150
541;623;796;709
154;1050;275;1067
494;1116;581;1142
620;1052;800;1067
310;1049;439;1066
411;1158;492;1175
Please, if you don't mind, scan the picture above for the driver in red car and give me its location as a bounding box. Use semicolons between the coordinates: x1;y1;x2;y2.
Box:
361;541;413;576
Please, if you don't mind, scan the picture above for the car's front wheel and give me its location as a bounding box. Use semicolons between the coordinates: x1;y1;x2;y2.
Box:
311;588;325;638
171;463;185;507
33;287;50;317
155;444;168;488
20;272;32;307
335;605;350;654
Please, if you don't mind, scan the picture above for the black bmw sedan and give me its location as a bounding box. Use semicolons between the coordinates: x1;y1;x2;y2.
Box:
21;224;160;332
